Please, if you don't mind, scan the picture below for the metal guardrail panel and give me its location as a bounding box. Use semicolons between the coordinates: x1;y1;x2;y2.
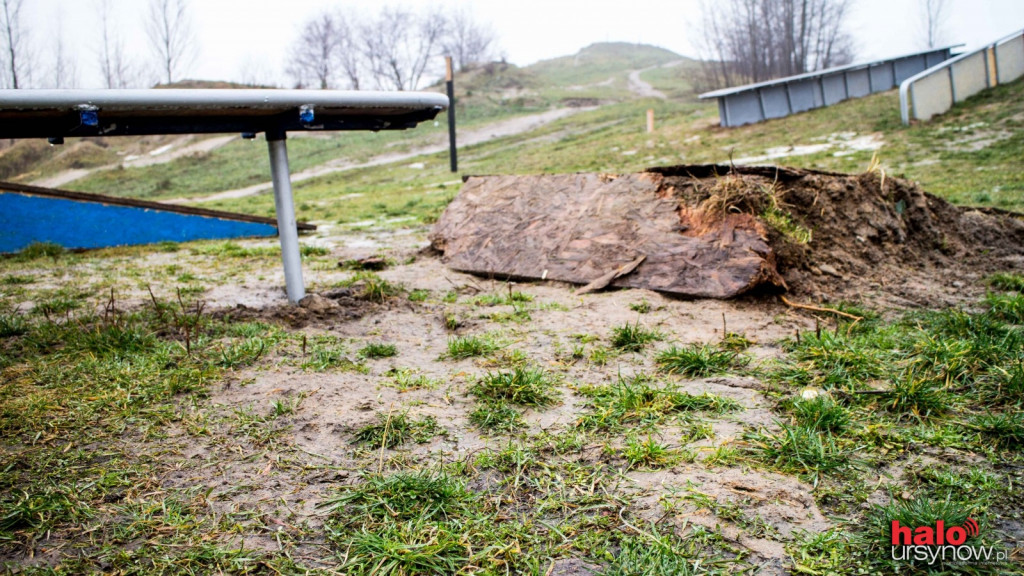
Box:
900;29;1023;124
700;47;955;127
995;34;1024;83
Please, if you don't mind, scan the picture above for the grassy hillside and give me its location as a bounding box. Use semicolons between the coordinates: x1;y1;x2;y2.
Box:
2;42;1021;218
0;43;693;196
530;42;686;86
186;76;1024;230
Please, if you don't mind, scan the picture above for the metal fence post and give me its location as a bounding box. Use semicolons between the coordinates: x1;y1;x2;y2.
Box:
266;131;305;304
445;56;457;173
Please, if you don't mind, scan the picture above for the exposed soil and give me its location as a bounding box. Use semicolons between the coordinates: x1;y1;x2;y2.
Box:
654;164;1024;305
432;165;1024;307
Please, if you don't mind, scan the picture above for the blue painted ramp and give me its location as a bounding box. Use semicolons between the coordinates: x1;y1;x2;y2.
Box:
0;182;315;253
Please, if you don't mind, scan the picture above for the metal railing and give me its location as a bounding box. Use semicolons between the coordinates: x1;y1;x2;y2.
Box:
900;29;1024;124
698;47;955;127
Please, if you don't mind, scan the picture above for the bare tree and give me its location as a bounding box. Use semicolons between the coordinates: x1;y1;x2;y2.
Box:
442;7;496;71
286;12;361;89
97;0;137;88
694;0;855;91
919;0;949;49
238;56;276;88
362;6;447;91
336;14;362;90
146;0;197;85
49;16;77;88
0;0;29;88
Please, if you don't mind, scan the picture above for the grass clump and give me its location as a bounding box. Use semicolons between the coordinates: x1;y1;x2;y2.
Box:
761;203;812;244
656;344;744;377
623;435;678;469
445;333;501;359
191;241;276;258
322;470;474;522
322;470;477;575
882;368;948;420
301;338;364;372
610;321;663;352
339;271;403;303
984;291;1024;324
793;395;849;432
988;272;1024;292
2;274;34;285
628;299;652;313
352;411;441;448
358;342;398;359
470;367;559;407
578;374;740;431
746;423;852;484
0;314;29;338
469;401;525;433
471;290;533;306
601;532;713;576
15;242;64;261
969;412;1024;450
857;495;978;573
385;368;442;392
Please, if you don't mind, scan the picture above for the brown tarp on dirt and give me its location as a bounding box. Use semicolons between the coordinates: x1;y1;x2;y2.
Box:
429;171;786;298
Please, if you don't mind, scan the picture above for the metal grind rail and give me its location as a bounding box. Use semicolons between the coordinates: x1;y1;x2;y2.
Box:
0;89;449;303
699;47;955;127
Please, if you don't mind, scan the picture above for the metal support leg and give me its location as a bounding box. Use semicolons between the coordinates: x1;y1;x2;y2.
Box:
267;133;305;304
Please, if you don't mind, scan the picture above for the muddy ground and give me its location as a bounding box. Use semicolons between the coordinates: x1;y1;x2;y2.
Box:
4;166;1023;572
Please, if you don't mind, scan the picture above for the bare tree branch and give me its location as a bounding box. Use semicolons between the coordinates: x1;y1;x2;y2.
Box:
0;0;29;89
694;0;855;91
97;0;139;88
362;6;447;91
50;16;77;88
919;0;949;49
286;11;361;89
146;0;197;85
442;7;496;71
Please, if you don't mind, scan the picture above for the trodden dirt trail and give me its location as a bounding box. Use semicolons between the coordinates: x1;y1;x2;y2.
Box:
165;106;593;205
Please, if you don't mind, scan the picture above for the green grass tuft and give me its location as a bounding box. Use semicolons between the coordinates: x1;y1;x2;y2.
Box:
352;411;440;448
623;435;678;469
746;423;852;484
0;314;29;338
322;470;473;522
444;333;501;359
610;321;663;352
358;342;398;359
578;374;740;430
656;344;744;377
16;242;64;261
970;412;1024;450
469;401;525;433
988;272;1024;292
793;395;849;432
470;367;559;407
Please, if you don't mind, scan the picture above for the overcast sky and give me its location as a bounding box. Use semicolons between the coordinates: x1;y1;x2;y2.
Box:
19;0;1024;89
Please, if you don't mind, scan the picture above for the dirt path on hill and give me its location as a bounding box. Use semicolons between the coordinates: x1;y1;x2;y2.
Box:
164;106;593;205
627;60;685;99
31;135;237;188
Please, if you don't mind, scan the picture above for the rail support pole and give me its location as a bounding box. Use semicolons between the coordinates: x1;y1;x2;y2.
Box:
266;131;305;304
445;56;457;173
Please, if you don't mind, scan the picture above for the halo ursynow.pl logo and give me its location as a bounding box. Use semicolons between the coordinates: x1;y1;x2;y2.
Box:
890;517;1007;565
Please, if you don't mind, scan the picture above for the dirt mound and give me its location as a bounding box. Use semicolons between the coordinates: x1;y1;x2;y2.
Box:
212;288;373;329
434;164;1024;304
652;164;1024;300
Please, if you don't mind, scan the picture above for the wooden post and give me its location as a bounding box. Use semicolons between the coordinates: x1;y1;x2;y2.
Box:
445;56;457;173
646;108;654;133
